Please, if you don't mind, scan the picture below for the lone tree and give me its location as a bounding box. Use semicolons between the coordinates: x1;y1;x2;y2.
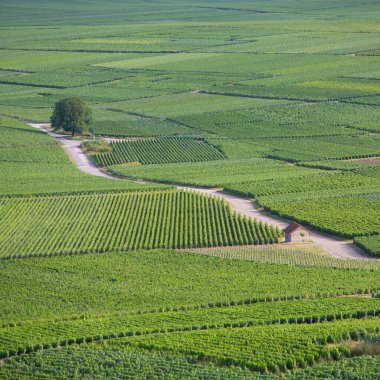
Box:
51;97;93;136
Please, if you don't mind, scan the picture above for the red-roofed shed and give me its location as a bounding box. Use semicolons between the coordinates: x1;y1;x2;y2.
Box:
284;222;310;243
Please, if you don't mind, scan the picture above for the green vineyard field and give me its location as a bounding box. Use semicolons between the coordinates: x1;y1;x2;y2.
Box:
0;117;167;196
3;250;379;323
0;347;258;380
287;356;380;380
93;137;225;167
1;297;378;356
0;190;281;258
1;348;378;379
1;0;380;378
1;248;380;377
355;235;380;257
104;318;380;373
261;195;380;238
190;246;380;270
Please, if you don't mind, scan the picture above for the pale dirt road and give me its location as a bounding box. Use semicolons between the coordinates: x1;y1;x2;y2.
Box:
29;123;374;260
178;187;372;260
29;123;117;179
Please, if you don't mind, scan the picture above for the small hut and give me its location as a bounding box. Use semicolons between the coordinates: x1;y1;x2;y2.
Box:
284;222;310;243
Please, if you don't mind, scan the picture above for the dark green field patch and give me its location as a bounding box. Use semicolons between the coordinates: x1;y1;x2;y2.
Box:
93;137;225;166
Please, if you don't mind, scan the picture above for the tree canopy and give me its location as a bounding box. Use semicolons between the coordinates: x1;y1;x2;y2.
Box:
51;97;93;136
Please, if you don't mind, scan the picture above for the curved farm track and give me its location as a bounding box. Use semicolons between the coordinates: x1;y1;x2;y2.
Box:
29;123;374;260
29;123;117;179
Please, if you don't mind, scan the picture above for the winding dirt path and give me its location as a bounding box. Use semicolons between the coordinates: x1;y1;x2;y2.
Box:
178;187;370;260
29;123;117;179
29;123;373;260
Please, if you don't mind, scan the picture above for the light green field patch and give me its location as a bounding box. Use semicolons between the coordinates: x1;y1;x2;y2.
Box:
101;92;285;118
0;50;149;71
297;79;380;93
111;158;318;187
95;53;217;70
0;104;51;121
210;32;380;55
70;38;166;45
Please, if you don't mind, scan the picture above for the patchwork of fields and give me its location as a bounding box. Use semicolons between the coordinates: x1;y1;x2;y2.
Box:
1;0;380;378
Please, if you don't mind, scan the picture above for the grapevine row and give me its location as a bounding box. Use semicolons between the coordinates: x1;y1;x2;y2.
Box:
0;190;282;258
189;246;380;270
1;299;378;360
94;137;225;167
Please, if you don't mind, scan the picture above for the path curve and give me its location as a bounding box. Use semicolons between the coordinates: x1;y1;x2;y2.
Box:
29;123;373;260
178;187;370;260
29;123;118;179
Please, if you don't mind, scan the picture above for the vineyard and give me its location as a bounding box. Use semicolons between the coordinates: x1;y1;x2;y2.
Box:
110;157;316;187
103;318;380;373
260;195;380;238
3;250;379;323
177;102;380;138
355;234;380;257
0;117;167;196
92;137;225;167
258;135;380;162
0;351;378;379
1;297;379;355
0;347;258;379
112;158;380;243
1;0;380;378
224;171;380;199
1;248;380;377
190;246;380;270
0;190;281;258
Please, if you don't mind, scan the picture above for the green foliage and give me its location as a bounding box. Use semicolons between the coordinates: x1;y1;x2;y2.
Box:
261;135;380;162
225;171;380;199
224;171;380;241
104;318;380;373
0;297;379;362
178;102;380;138
355;235;380;257
92;114;194;137
111;157;379;246
1;1;380;377
81;139;112;154
300;159;380;178
190;246;380;271
51;97;93;136
0;117;167;195
0;190;281;258
94;137;225;166
2;250;379;323
110;158;316;187
1;349;379;379
0;347;259;379
287;356;380;380
261;195;380;238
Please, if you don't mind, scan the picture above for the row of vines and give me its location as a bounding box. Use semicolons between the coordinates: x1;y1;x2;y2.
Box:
189;246;380;270
1;350;378;379
0;190;281;258
93;137;225;167
1;296;378;357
